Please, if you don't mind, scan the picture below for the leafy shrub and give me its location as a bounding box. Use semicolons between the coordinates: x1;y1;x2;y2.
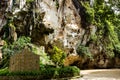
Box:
0;66;80;79
0;68;41;76
41;67;58;79
90;34;98;41
114;44;120;57
58;66;80;78
76;45;92;59
26;0;34;3
81;1;95;25
50;46;66;67
42;66;80;78
2;36;31;56
0;67;9;76
1;36;31;68
1;36;53;68
31;45;53;65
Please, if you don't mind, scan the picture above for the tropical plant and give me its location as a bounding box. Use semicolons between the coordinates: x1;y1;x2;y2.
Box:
1;36;31;68
50;46;66;67
0;66;80;79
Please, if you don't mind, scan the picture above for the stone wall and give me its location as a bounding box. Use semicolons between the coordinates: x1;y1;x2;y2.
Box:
9;48;39;72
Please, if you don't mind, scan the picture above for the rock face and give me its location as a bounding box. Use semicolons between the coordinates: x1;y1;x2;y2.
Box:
0;0;7;32
115;57;120;68
0;0;85;54
41;0;83;54
9;48;39;72
0;0;120;69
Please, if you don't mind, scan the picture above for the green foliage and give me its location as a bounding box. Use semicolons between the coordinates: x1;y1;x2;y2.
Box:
79;0;120;58
0;68;41;76
31;45;53;65
107;0;120;11
90;34;98;41
50;46;66;67
41;67;58;79
93;0;117;31
81;1;95;25
76;45;92;59
105;20;119;44
114;44;120;57
58;66;80;78
55;0;59;9
115;44;120;53
1;36;53;68
80;1;119;57
93;0;120;58
114;14;120;41
0;67;9;76
26;0;34;3
1;36;31;68
2;36;31;56
0;66;80;79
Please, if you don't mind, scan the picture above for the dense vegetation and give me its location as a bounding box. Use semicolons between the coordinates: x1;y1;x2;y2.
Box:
0;36;80;78
76;0;120;58
0;0;120;79
0;66;80;79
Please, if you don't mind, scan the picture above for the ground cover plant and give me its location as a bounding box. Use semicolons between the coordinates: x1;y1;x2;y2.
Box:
0;66;80;79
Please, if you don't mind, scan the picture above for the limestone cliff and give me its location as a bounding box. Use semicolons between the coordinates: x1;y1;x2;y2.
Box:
0;0;120;69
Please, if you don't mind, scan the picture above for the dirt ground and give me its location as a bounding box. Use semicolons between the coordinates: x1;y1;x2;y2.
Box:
77;69;120;80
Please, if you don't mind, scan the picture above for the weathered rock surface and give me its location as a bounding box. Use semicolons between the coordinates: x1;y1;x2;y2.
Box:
0;0;120;69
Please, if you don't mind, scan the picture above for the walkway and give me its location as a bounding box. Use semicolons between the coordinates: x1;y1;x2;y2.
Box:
72;69;120;80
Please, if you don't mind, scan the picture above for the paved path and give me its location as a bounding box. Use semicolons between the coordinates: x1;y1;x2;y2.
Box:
71;69;120;80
